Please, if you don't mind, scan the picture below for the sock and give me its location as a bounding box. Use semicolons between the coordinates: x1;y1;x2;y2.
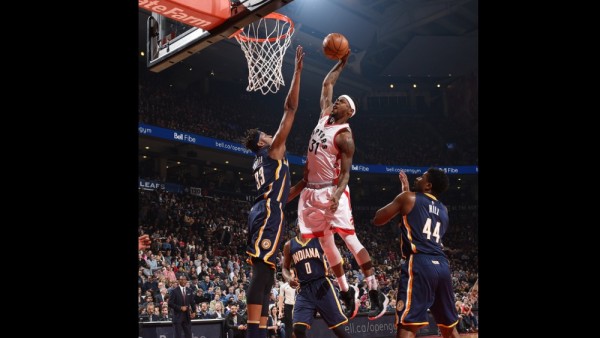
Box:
337;274;349;292
248;323;260;338
365;275;378;291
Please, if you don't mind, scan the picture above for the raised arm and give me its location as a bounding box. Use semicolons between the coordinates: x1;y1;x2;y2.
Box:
399;171;410;192
372;191;415;225
269;45;305;160
319;51;350;118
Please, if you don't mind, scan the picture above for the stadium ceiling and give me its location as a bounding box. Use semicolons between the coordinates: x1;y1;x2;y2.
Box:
138;0;477;97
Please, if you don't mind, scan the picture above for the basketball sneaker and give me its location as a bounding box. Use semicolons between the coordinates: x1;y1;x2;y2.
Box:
367;289;389;320
339;285;359;319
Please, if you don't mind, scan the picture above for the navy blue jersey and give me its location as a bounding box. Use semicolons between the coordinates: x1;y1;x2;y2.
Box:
252;147;290;205
290;237;347;329
395;193;458;329
400;192;449;258
290;237;328;284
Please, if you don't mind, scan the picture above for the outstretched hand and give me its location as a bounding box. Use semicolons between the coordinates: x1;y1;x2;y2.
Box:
138;234;151;250
340;49;351;65
399;171;409;192
295;45;305;71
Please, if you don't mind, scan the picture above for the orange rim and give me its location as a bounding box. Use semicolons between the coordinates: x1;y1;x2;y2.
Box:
230;12;294;42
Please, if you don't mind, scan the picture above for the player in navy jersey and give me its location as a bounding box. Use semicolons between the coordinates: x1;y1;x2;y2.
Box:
242;45;305;338
281;232;351;338
372;169;460;338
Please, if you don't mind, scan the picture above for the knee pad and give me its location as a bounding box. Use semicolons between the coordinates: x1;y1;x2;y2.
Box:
339;232;365;257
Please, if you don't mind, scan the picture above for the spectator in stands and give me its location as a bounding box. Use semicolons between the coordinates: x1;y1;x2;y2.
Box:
142;276;158;292
211;301;226;319
199;275;213;292
194;288;210;306
158;305;171;321
196;302;214;319
224;285;238;305
241;45;304;338
188;276;199;292
237;289;248;313
372;169;460;338
139;234;152;250
143;303;160;322
267;305;285;338
141;294;156;310
155;287;168;305
209;293;224;313
225;303;248;338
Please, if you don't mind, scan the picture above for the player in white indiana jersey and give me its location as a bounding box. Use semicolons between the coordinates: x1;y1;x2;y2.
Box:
288;50;388;321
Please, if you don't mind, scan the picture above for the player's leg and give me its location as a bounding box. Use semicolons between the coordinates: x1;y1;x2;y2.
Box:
396;255;434;337
397;325;420;338
246;200;282;338
333;187;389;321
429;256;460;338
318;234;358;319
315;277;350;328
260;271;275;338
292;287;315;338
293;324;308;338
317;234;347;290
247;259;274;338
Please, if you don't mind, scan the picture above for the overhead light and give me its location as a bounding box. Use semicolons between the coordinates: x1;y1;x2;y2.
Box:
389;84;394;89
177;161;181;165
140;51;145;56
225;161;229;164
412;84;417;88
143;155;147;159
145;146;150;150
436;84;441;88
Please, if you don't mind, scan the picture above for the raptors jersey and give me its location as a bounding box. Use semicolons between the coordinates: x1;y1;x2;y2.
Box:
251;147;290;205
289;237;328;285
400;192;449;258
306;115;351;184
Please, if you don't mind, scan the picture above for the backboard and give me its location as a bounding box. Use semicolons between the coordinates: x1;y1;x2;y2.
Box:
141;0;294;72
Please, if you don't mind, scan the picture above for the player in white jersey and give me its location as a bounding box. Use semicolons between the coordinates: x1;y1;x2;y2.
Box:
288;50;388;321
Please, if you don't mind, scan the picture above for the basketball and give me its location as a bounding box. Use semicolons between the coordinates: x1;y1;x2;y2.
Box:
323;33;349;60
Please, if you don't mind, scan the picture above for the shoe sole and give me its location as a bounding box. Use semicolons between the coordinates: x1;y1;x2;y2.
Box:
368;292;389;321
348;285;360;320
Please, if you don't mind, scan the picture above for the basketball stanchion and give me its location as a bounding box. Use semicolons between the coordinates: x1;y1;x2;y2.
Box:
231;12;294;95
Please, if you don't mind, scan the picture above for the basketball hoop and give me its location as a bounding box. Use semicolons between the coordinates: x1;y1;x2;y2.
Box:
231;13;294;95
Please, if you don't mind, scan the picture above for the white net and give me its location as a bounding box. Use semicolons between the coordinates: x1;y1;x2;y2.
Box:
233;13;294;95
